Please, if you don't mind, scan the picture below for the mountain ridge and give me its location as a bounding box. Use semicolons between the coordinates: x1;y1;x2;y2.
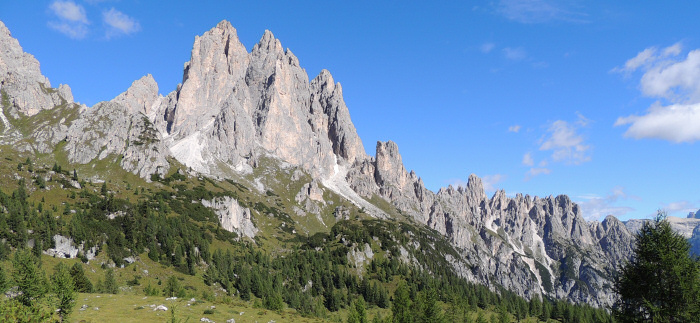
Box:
0;19;637;307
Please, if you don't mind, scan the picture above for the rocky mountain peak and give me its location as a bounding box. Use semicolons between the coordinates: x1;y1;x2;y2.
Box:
311;69;337;93
0;21;72;117
688;209;700;219
255;30;284;55
111;74;159;116
466;173;487;201
374;140;409;189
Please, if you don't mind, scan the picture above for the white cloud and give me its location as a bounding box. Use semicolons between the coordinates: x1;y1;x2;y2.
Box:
615;102;700;143
577;187;635;221
48;0;89;39
539;118;591;164
482;174;506;192
640;50;700;100
496;0;588;24
526;167;551;179
508;125;521;132
47;22;88;39
617;48;657;73
522;152;534;166
661;200;697;217
50;0;88;23
615;43;700;143
503;47;527;61
663;42;683;57
103;8;140;38
480;43;495;53
613;43;683;74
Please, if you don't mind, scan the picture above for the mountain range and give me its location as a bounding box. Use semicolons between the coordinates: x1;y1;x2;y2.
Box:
2;19;698;309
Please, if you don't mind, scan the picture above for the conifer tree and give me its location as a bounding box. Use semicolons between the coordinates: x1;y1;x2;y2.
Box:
347;296;367;323
70;263;93;293
104;268;118;294
614;211;700;322
0;266;7;293
422;288;444;323
51;262;76;319
12;249;47;306
392;282;411;323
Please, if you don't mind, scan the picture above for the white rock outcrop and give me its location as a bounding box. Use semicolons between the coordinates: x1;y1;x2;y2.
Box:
202;196;257;238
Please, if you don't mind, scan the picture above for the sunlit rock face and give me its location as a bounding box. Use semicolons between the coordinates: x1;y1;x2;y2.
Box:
157;21;365;178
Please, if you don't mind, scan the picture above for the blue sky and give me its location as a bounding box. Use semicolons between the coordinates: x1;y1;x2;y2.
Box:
1;1;699;221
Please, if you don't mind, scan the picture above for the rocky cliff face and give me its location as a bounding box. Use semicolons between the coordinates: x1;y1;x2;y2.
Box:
346;141;635;306
0;21;73;118
0;19;637;307
0;21;169;178
158;21;364;178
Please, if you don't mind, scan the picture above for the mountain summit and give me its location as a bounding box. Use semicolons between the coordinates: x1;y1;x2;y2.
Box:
0;20;636;307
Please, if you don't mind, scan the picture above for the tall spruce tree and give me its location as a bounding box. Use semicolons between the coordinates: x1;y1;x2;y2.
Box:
70;262;93;293
392;282;411;323
12;249;47;306
51;262;76;320
614;211;700;322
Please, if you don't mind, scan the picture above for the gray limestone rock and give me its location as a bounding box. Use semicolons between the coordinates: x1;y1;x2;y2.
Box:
63;100;169;178
202;196;257;238
160;21;365;178
0;21;72;117
112;74;160;116
345;140;635;307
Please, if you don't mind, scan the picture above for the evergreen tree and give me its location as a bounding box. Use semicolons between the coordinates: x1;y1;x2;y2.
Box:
51;262;76;319
0;266;7;293
104;268;118;294
347;296;368;323
497;306;510;323
264;290;284;312
614;211;700;322
392;282;412;323
164;275;181;297
70;263;93;293
12;249;47;306
422;288;444;323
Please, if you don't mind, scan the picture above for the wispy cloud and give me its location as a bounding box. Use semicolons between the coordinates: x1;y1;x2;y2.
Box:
48;0;89;39
539;115;591;164
480;42;496;54
103;8;140;38
496;0;589;24
482;174;506;192
577;187;636;221
660;200;698;217
525;167;551;179
508;125;521;133
614;43;700;143
522;114;590;179
503;47;527;61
